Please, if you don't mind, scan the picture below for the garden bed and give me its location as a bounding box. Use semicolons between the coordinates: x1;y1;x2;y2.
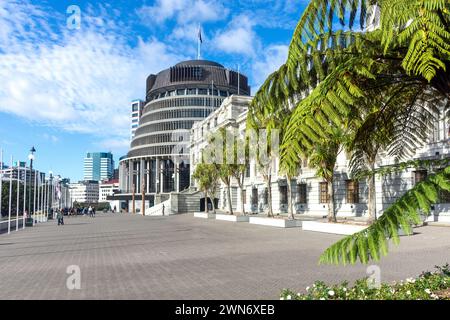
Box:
215;214;249;222
249;216;302;228
302;221;368;235
281;264;450;300
193;212;216;219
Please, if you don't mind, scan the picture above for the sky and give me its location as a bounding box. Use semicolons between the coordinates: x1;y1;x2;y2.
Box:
0;0;309;182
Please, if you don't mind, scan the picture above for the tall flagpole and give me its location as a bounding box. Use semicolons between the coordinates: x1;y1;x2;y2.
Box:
33;171;37;222
0;150;3;229
197;24;201;60
23;164;27;229
16;164;19;231
237;64;240;95
8;156;13;234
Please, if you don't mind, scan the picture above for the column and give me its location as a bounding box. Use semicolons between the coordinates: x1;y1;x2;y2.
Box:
160;159;164;194
128;160;133;194
155;158;160;194
146;159;150;194
175;160;180;193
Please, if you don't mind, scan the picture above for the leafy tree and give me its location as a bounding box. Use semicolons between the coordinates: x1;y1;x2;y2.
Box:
253;0;449;263
192;162;219;213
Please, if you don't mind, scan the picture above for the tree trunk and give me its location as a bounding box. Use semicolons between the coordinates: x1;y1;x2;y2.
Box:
211;195;216;214
267;175;273;217
287;175;294;220
367;161;377;223
239;183;246;216
327;178;336;223
226;183;233;215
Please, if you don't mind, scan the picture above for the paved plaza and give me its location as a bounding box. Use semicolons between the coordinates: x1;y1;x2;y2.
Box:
0;213;449;300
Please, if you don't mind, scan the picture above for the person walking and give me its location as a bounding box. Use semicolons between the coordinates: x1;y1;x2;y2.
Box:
56;210;63;226
88;206;93;218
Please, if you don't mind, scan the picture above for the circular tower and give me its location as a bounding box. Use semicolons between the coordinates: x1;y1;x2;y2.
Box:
119;60;250;207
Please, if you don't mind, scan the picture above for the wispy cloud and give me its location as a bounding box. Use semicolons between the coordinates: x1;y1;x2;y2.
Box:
252;44;289;91
0;0;184;141
137;0;229;25
213;15;259;57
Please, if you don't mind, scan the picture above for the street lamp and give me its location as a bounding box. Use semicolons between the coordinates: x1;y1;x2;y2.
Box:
28;146;35;225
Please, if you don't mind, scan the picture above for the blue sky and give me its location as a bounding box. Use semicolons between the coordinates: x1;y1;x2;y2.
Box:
0;0;308;182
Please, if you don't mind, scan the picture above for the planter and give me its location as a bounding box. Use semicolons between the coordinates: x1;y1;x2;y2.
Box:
302;221;368;235
194;212;216;219
248;216;302;228
215;214;249;222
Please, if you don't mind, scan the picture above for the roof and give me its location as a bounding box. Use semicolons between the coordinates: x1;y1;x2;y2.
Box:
175;60;224;68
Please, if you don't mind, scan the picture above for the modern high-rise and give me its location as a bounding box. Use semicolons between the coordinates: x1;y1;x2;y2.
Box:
131;100;145;139
84;152;114;182
118;59;250;210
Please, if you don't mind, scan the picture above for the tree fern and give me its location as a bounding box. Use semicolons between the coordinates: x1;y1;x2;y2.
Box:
320;165;450;265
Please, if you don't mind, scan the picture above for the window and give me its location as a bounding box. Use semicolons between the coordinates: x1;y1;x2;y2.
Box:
187;88;197;95
346;180;359;204
280;185;288;205
263;188;268;205
219;90;227;97
297;183;307;204
198;88;208;95
132;104;138;112
319;182;329;204
251;188;258;206
132;112;138;117
177;89;185;96
245;163;250;178
439;189;450;203
414;170;428;184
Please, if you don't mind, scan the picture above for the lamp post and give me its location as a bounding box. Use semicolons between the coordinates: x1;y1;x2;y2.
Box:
28;146;35;225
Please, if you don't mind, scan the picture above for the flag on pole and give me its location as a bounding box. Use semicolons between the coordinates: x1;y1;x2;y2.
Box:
198;25;203;43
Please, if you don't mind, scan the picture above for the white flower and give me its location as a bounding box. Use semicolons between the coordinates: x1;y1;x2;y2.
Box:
306;286;310;292
425;289;431;294
406;290;411;295
343;287;347;292
280;297;284;300
286;295;292;300
320;298;325;300
390;289;396;294
431;294;439;300
328;290;335;296
297;293;301;297
406;278;416;284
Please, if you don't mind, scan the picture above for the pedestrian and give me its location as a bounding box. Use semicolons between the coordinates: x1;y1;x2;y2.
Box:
57;210;63;226
162;204;165;216
93;207;96;217
88;206;93;217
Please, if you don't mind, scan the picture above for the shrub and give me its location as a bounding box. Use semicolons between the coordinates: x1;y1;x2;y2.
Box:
281;264;450;300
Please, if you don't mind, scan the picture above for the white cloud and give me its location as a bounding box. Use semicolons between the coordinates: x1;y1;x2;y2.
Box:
0;1;184;142
214;15;258;57
252;44;289;90
138;0;228;25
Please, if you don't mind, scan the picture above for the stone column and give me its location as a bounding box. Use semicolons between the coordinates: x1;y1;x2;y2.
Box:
160;159;165;194
155;158;160;194
128;160;133;194
174;160;180;193
146;159;150;194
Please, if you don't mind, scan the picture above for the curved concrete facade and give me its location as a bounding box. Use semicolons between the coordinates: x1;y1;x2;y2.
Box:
119;60;250;209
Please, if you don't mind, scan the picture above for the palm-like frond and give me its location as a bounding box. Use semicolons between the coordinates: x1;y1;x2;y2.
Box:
320;165;450;265
287;0;450;84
